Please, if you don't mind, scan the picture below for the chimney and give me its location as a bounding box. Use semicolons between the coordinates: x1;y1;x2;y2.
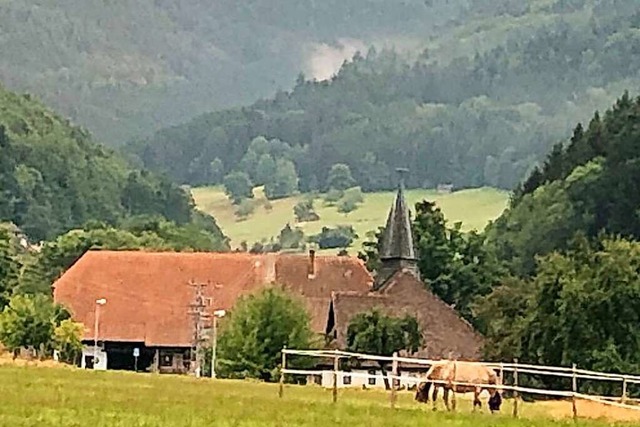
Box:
308;249;316;279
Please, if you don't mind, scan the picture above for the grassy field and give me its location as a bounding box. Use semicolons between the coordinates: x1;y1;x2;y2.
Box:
192;186;509;251
1;365;637;427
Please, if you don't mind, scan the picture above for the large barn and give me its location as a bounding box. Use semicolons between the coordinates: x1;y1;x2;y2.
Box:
53;179;483;377
53;250;372;373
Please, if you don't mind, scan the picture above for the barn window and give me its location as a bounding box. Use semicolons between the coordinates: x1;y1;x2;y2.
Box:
160;354;173;367
368;370;376;385
343;375;352;385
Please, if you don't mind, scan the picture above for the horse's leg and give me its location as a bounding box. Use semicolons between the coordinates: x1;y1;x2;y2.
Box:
451;386;457;412
473;388;482;411
443;387;451;412
431;384;438;411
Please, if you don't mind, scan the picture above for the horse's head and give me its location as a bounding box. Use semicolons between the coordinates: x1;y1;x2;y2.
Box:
414;382;432;403
488;391;502;412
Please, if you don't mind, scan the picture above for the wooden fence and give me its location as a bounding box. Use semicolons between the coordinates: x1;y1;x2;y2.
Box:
279;348;640;418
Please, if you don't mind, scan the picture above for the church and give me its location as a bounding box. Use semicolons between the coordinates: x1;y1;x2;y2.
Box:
324;176;484;362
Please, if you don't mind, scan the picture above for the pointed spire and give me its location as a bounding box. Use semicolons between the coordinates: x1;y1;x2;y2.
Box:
374;168;419;290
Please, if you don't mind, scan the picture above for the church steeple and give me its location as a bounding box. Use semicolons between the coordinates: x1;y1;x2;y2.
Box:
374;168;420;290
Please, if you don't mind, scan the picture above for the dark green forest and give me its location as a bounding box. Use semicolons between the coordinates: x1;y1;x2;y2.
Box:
128;0;640;191
0;84;227;245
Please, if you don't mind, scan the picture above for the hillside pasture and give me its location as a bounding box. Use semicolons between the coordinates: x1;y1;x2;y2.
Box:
1;365;638;426
191;186;509;251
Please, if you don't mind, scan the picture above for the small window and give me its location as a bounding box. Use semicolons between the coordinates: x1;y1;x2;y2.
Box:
160;354;173;367
368;370;376;385
343;375;352;385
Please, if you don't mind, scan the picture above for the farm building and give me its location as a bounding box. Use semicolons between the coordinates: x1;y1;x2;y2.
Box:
53;250;372;374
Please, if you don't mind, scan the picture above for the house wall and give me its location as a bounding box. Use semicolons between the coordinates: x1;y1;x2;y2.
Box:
314;369;423;389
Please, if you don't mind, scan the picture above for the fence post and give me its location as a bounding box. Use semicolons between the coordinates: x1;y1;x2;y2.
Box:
279;346;286;399
332;351;339;404
622;377;628;404
572;364;578;420
390;352;398;409
512;358;519;418
451;360;457;412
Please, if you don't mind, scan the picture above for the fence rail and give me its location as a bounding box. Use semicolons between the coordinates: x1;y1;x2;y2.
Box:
279;348;640;418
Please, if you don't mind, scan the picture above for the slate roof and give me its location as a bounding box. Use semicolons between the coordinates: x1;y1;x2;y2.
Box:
379;179;417;262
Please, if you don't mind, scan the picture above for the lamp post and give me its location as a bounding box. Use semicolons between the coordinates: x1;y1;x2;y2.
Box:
94;298;107;369
211;309;226;379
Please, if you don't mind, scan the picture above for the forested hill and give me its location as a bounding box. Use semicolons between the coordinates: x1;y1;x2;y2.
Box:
0;84;225;244
128;0;640;192
485;92;640;276
0;0;472;145
1;0;629;146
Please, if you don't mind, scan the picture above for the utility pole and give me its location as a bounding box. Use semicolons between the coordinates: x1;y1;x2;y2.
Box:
188;281;208;377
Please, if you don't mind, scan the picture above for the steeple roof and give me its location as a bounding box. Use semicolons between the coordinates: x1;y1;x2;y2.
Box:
379;169;417;261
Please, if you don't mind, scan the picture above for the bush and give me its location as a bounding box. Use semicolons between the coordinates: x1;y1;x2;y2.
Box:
323;189;343;206
293;199;320;222
54;319;83;364
309;226;357;249
235;199;255;219
337;198;358;215
343;186;364;203
278;224;305;249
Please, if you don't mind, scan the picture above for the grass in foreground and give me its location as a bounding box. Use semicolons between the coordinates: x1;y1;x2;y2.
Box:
191;186;509;251
0;365;634;427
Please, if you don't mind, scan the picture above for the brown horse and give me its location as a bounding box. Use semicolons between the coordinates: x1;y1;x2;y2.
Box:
415;361;502;412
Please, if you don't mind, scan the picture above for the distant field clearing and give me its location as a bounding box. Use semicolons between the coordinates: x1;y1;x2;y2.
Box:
191;186;509;252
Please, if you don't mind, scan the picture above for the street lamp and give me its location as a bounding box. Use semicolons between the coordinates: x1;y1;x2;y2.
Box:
211;309;226;379
94;298;107;369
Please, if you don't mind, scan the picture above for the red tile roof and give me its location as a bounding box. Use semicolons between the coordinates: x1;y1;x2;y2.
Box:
53;251;372;347
330;270;484;361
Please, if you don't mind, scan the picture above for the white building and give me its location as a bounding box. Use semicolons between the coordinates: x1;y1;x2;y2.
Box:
308;369;424;389
80;345;108;370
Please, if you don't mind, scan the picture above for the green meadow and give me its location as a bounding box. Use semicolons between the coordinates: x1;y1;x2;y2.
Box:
191;186;509;251
0;365;633;427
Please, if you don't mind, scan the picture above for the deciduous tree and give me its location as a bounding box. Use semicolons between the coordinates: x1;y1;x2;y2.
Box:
223;171;254;204
0;294;70;357
346;310;421;389
216;288;314;380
